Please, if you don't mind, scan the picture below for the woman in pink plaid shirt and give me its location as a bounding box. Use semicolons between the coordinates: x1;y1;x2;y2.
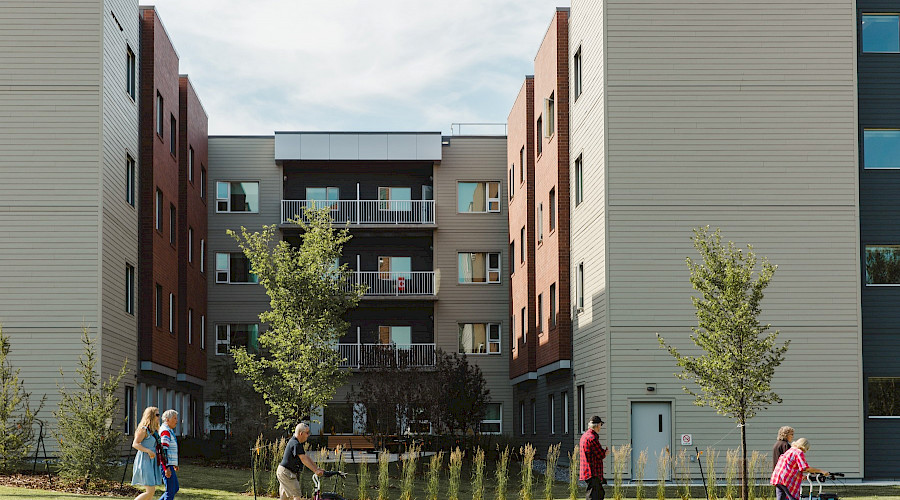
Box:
770;438;829;500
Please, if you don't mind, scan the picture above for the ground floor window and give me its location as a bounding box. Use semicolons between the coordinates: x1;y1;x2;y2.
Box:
480;403;502;434
323;403;355;434
869;377;900;417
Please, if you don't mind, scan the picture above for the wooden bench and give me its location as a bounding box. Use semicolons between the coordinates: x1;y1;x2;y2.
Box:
327;435;376;451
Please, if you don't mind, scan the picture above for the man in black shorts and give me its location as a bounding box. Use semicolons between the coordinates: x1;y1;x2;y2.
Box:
277;422;324;500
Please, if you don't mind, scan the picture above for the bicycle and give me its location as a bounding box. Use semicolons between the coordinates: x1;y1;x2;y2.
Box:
312;470;348;500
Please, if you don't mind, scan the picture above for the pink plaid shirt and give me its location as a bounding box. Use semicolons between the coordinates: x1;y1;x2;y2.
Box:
770;447;809;499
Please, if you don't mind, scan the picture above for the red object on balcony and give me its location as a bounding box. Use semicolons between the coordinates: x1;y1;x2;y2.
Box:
397;276;405;291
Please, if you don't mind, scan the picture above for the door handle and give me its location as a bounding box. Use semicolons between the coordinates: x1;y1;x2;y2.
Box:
659;414;663;432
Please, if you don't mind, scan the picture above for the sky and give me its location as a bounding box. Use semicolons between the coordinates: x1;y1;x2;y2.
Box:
141;1;568;136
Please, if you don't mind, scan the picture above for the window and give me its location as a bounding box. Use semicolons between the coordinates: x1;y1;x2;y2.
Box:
126;46;136;100
481;403;502;434
537;203;543;242
537;294;543;332
550;283;557;328
458;252;501;283
126;155;135;206
511;315;516;351
124;386;135;434
188;308;193;344
545;93;555;137
520;227;526;262
563;391;569;434
549;394;556;434
521;307;526;344
520;401;526;435
458;323;501;354
170;115;177;155
155;284;162;327
125;264;135;314
531;399;536;434
510;242;515;274
156;92;163;136
575;155;583;205
549;187;556;232
200;239;205;273
578;385;585;431
862;15;900;53
209;405;226;425
378;256;411;280
378;186;412;211
378;325;412;346
216;324;259;355
866;245;900;284
509;166;514;199
217;181;259;213
188;147;194;183
216;252;258;284
169;293;174;333
536;116;543;156
458;181;500;213
577;262;585;309
323;403;354;434
169;204;176;244
306;187;340;209
200;167;207;200
863;129;900;168
520;147;525;183
188;227;193;263
574;46;582;100
155;189;163;231
868;377;900;416
200;316;206;350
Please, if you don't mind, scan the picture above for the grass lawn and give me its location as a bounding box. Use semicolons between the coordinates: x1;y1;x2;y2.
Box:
0;462;898;500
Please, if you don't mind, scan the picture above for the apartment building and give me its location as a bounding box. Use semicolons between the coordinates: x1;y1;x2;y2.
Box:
137;6;209;436
507;9;574;454
206;133;512;436
567;0;862;478
858;4;900;477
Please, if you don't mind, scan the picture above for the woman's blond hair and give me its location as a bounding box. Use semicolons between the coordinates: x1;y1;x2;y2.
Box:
791;438;810;452
777;426;794;441
137;406;160;433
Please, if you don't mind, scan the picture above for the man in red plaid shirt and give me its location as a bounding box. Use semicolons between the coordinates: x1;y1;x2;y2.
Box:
579;415;607;500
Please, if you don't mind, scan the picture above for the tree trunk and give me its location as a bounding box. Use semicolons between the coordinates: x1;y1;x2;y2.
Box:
741;418;748;500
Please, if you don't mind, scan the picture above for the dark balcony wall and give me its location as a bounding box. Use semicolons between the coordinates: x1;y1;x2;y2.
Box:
282;161;433;201
342;233;433;271
343;302;434;344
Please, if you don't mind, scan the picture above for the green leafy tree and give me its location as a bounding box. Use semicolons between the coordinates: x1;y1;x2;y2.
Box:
54;326;128;487
228;207;365;430
0;324;44;473
658;227;790;500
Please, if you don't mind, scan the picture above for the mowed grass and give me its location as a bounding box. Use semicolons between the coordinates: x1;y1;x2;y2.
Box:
0;462;899;500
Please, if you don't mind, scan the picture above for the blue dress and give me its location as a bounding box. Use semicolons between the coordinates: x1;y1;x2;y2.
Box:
131;426;163;487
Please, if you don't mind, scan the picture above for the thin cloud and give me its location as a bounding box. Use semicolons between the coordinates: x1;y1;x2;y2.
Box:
144;0;565;135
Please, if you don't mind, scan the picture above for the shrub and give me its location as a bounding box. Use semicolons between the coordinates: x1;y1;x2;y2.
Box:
358;457;371;500
636;449;648;500
749;450;763;500
400;443;420;500
496;445;510;500
377;449;390;500
674;448;691;500
705;448;719;500
656;448;670;500
53;326;127;487
569;447;580;500
544;443;561;500
725;449;739;500
520;443;536;500
449;447;464;500
0;324;43;473
425;450;444;500
473;447;486;500
612;444;632;500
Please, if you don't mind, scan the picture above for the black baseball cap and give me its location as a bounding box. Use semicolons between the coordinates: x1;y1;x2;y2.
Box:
590;415;604;425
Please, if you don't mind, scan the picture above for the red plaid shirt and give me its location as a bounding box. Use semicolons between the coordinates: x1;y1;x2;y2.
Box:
579;428;606;481
770;447;809;499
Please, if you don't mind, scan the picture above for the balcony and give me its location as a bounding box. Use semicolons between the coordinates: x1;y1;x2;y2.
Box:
337;343;436;369
345;271;437;299
281;200;435;226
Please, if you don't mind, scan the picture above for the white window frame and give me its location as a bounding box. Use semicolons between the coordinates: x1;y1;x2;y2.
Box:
549;394;556;435
520;401;526;436
544;93;555;137
126;154;135;206
216;181;260;213
457;181;501;213
480;403;502;435
188;308;193;344
188;227;193;263
521;307;526;344
577;262;585;310
155;189;163;230
169;293;174;333
578;385;586;432
188;146;194;183
511;315;516;354
520;146;525;184
216;252;258;284
537;203;543;242
156;92;163;136
575;155;583;206
509;166;514;199
537;293;543;333
458;323;501;354
531;399;536;434
124;385;135;434
458;252;501;284
126;45;136;100
378;186;412;211
216;323;259;355
125;264;135;315
563;391;569;434
200;239;205;273
574;46;582;100
200;315;206;350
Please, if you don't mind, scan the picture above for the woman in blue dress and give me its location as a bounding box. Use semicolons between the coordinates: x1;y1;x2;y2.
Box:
131;406;163;500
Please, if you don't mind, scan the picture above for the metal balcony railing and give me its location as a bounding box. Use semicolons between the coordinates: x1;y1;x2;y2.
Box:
337;343;436;369
346;271;435;296
281;200;435;225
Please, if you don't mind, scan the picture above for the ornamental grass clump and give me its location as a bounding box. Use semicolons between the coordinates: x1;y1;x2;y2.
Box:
400;443;421;500
473;447;486;500
748;450;762;500
612;444;632;500
335;445;347;497
656;448;671;500
544;443;561;500
520;443;537;500
725;449;740;500
448;447;464;500
496;446;511;500
569;448;580;500
358;457;371;500
705;448;719;500
377;449;391;500
674;448;691;500
636;449;649;500
425;450;444;500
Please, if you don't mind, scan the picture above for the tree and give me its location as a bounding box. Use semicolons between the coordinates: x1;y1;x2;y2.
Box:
348;362;431;449
0;324;44;473
657;227;790;500
54;326;128;487
228;207;365;431
432;350;491;435
209;357;279;462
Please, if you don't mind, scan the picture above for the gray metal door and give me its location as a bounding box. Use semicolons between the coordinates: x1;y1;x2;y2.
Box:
631;401;671;480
